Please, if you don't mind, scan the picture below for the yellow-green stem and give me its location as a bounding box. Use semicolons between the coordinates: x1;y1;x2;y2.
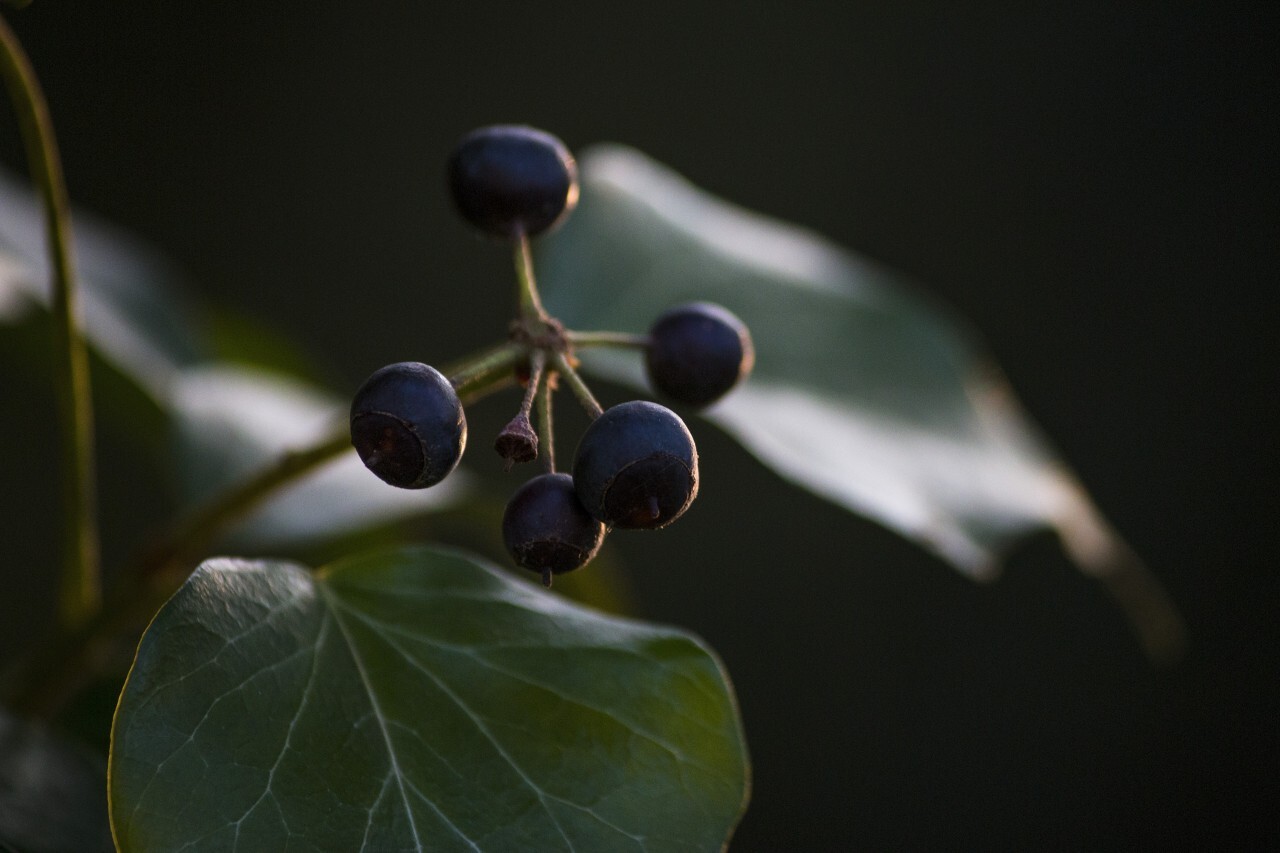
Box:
513;232;549;321
139;429;352;578
552;351;604;419
567;330;652;349
445;341;523;393
536;366;556;472
0;15;100;630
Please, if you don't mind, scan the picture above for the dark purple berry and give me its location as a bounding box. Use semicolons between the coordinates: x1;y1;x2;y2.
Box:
448;125;578;239
573;401;699;530
350;362;466;489
503;473;606;584
646;302;754;407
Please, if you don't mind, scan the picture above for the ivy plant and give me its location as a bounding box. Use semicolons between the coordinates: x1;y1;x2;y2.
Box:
0;11;1181;852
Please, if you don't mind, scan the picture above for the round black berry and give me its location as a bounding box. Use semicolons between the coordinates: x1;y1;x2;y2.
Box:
573;401;699;530
350;362;467;489
503;473;606;584
448;125;578;239
645;302;754;407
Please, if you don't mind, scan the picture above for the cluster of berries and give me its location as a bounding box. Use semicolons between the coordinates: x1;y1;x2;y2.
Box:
350;126;753;586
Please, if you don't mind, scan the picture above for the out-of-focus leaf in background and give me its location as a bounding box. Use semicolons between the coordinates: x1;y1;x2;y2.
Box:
1;168;465;549
0;708;111;853
0;168;204;400
538;145;1183;660
110;546;749;851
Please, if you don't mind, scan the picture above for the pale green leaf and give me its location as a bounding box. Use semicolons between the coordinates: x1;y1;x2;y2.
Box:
536;145;1183;658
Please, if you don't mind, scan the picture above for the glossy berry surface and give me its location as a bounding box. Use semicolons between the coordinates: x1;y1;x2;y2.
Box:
573;401;699;530
646;302;754;407
350;362;466;489
502;473;605;581
448;125;578;239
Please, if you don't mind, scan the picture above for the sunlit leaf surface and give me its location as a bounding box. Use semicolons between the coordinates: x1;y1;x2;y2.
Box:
110;546;748;851
537;146;1182;657
539;146;1087;576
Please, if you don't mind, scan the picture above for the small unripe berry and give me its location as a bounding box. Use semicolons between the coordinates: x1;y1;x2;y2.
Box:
503;473;606;584
495;413;538;470
350;362;466;489
646;302;754;407
448;125;578;239
573;401;699;530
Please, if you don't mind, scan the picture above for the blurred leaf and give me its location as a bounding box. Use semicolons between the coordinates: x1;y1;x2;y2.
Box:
1;167;465;546
538;146;1183;657
0;308;169;453
0;167;206;405
207;306;337;386
110;545;748;851
170;364;471;547
0;707;112;853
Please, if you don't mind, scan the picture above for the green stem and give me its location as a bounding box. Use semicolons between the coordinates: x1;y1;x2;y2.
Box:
535;358;556;473
0;15;100;630
551;352;603;419
513;232;549;321
567;330;652;350
139;428;352;578
445;341;524;396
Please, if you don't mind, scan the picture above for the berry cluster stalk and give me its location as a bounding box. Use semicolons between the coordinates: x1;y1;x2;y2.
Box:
514;232;549;321
536;367;556;472
0;15;100;631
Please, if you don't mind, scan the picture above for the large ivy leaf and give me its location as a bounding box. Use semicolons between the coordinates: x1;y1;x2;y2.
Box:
537;146;1183;658
0;708;112;853
110;545;748;851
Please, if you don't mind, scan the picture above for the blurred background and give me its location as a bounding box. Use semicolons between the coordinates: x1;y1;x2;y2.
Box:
1;2;1275;849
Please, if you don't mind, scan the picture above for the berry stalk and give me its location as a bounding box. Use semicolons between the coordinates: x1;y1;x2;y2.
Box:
513;232;549;321
551;351;604;419
567;331;652;350
445;341;524;398
536;366;556;473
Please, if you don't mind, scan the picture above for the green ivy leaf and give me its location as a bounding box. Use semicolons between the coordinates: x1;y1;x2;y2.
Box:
0;708;112;853
538;145;1087;576
537;145;1184;660
110;545;748;851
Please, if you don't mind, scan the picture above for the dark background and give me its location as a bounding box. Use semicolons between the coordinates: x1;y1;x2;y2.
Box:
2;3;1276;850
